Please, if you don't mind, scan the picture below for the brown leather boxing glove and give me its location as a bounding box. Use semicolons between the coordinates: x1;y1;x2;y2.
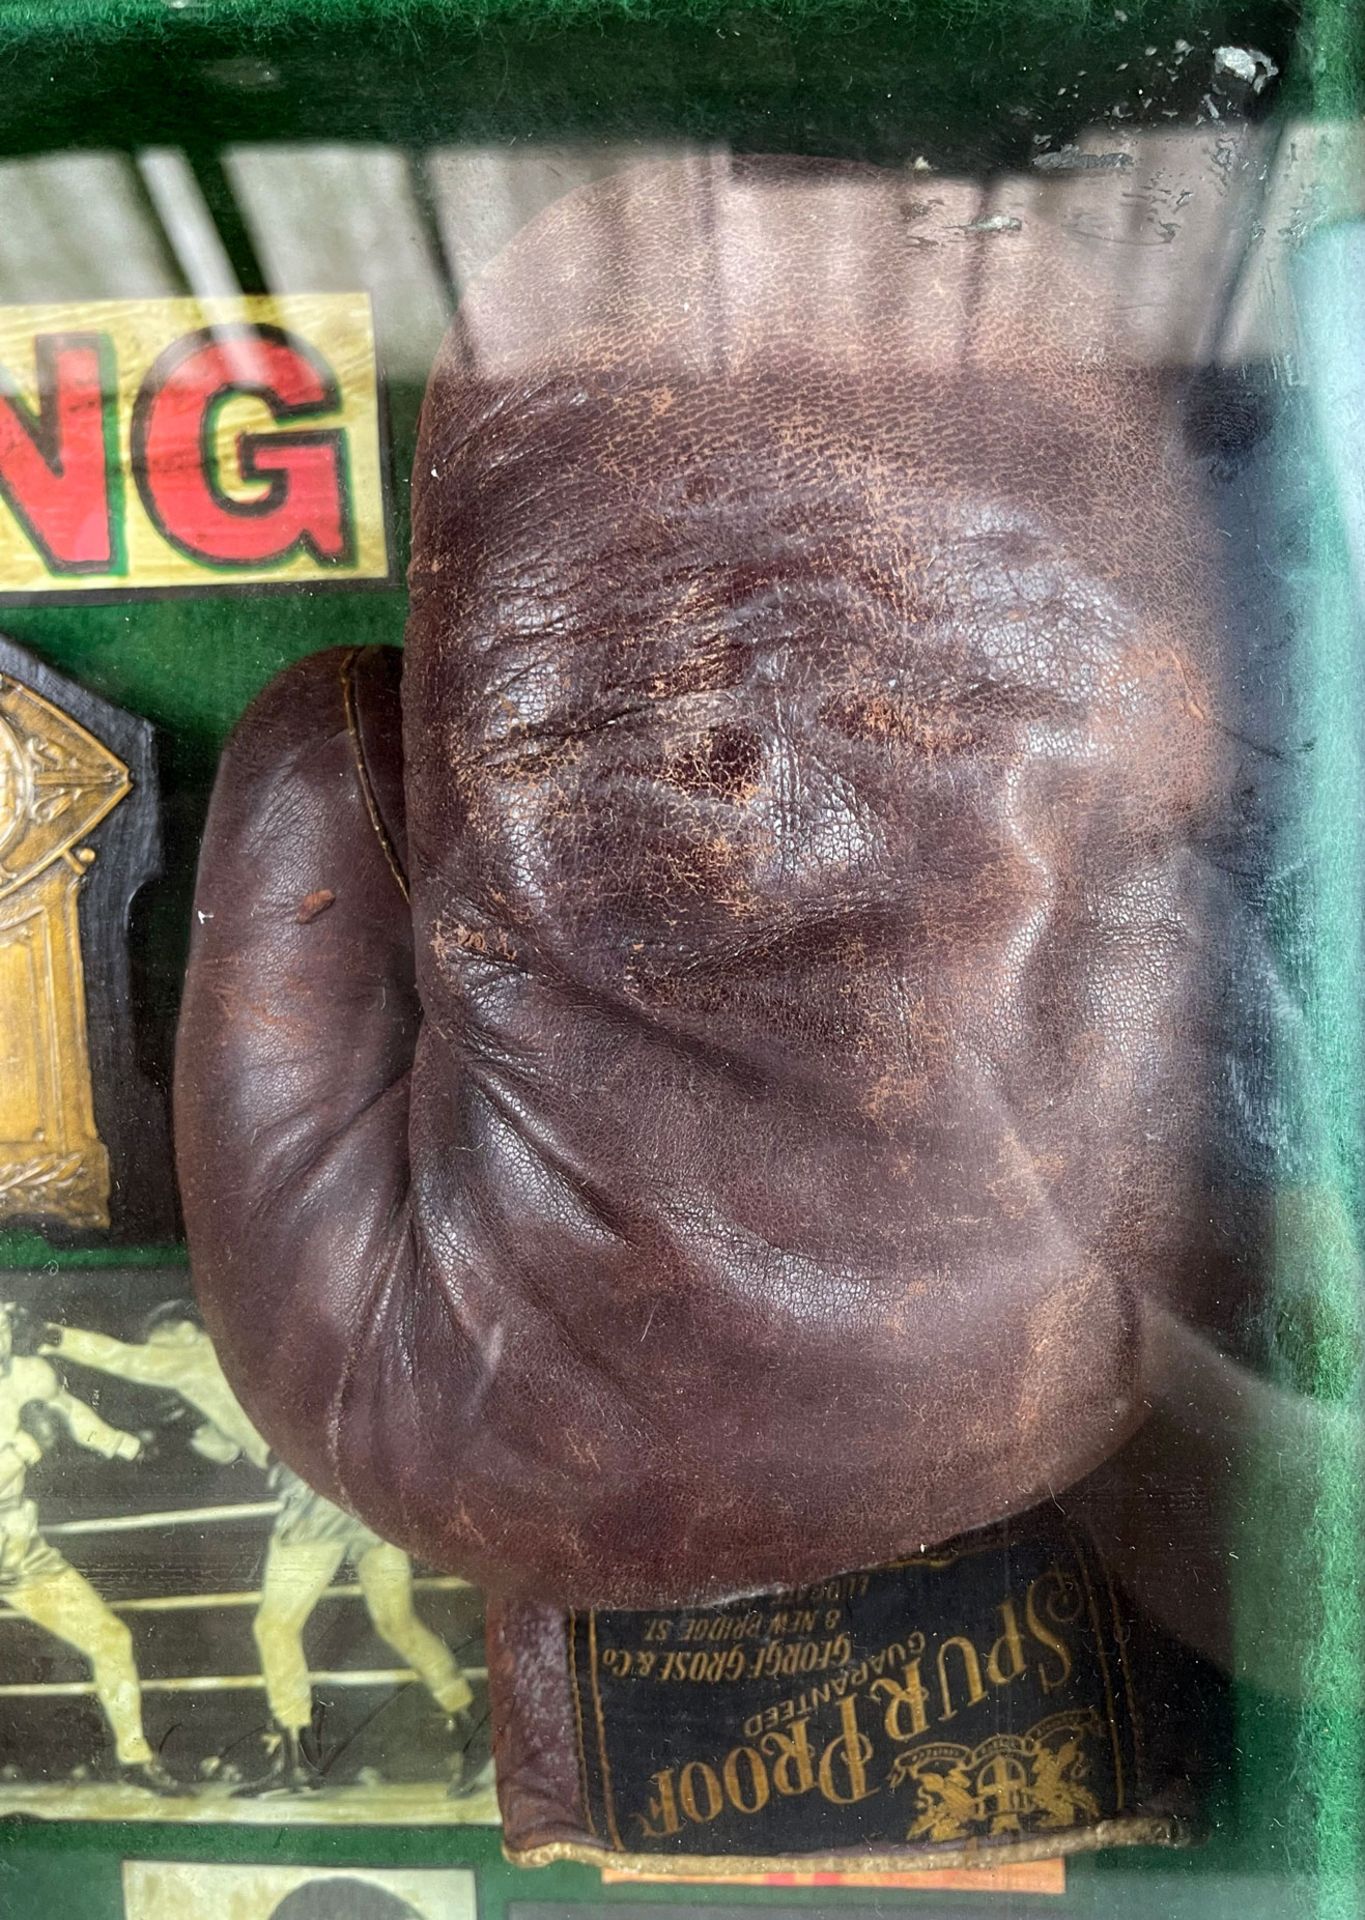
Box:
487;1496;1226;1870
176;155;1229;1607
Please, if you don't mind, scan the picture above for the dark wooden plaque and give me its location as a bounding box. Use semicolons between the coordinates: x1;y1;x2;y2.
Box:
0;635;173;1241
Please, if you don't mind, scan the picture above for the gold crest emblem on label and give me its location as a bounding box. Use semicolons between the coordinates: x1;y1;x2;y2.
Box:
890;1709;1103;1843
0;669;130;1228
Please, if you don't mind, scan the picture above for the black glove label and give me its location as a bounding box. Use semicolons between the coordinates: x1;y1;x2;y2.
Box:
569;1511;1148;1858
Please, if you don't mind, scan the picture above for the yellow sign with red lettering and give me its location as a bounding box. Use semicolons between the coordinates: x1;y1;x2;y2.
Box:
0;294;389;596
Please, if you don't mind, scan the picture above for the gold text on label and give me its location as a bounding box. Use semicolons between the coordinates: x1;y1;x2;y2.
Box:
627;1563;1086;1844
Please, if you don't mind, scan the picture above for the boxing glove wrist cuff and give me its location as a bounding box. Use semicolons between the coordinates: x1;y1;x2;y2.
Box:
489;1500;1222;1873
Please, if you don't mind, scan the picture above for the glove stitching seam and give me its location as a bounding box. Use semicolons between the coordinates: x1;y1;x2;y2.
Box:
340;646;410;905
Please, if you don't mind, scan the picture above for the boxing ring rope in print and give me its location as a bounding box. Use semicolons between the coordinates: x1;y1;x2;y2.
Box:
0;1670;488;1698
42;1500;285;1535
0;1503;480;1700
0;1291;489;1805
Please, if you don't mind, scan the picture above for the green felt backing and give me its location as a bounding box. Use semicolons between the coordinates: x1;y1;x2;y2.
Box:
0;0;1300;171
1259;5;1365;1916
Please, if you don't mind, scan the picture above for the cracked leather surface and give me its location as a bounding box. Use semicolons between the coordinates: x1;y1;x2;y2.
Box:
176;155;1233;1607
